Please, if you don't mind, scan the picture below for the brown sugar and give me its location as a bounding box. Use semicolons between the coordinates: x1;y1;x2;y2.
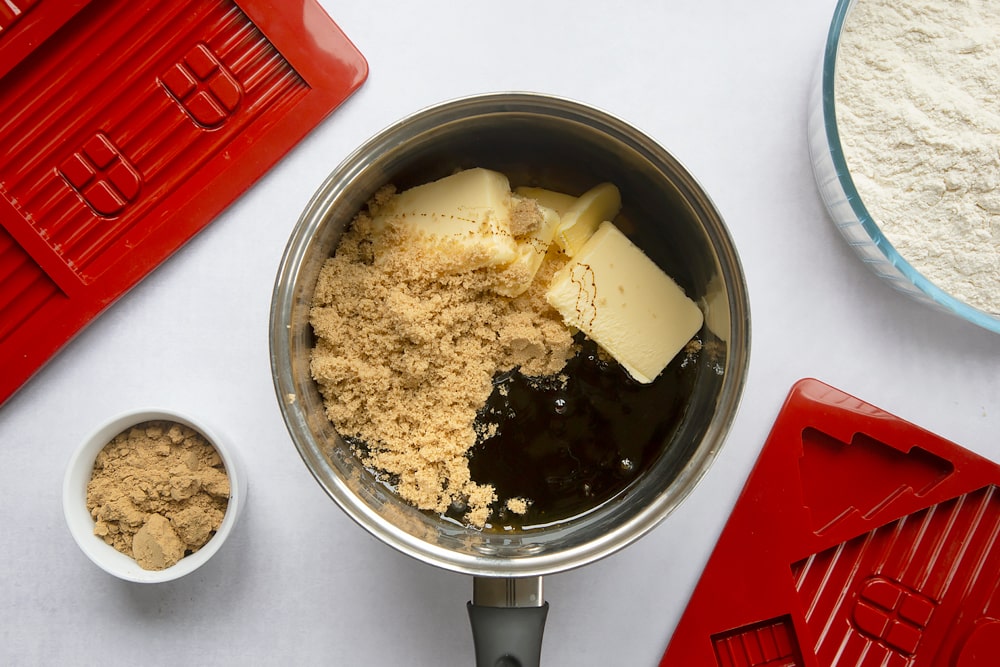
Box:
309;192;575;528
86;420;230;570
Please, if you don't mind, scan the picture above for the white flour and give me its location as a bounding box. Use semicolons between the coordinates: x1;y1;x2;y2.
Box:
835;0;1000;315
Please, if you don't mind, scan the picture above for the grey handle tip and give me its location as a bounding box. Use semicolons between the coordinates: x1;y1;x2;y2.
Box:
467;601;549;667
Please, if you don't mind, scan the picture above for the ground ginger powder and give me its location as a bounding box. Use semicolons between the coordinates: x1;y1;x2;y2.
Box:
86;420;230;570
309;189;575;528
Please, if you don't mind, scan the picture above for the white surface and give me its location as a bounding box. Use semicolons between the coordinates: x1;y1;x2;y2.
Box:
2;1;999;665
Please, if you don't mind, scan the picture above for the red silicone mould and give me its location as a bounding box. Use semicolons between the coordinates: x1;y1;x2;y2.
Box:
0;0;367;405
661;378;1000;667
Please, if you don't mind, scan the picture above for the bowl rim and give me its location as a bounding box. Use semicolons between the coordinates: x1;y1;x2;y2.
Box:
822;0;1000;333
269;91;751;577
62;408;245;583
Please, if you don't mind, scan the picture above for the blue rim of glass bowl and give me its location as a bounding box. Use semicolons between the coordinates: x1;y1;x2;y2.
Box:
821;0;1000;334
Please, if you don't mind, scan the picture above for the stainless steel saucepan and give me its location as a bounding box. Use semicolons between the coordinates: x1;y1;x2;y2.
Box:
269;92;750;666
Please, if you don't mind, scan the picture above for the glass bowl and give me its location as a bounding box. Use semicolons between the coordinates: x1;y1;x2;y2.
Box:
807;0;1000;334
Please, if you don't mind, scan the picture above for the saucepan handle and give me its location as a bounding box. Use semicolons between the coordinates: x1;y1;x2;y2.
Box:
467;576;549;667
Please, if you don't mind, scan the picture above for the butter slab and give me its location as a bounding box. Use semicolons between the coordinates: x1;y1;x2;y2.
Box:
553;182;621;256
513;186;578;216
546;221;703;383
493;201;560;297
372;168;517;269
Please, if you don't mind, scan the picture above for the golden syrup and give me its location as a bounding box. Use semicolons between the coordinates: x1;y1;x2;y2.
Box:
465;336;703;530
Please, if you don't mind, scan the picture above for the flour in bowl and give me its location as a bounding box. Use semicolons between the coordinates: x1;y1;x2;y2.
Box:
835;0;1000;314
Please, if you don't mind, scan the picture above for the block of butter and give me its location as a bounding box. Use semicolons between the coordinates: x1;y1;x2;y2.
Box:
553;182;621;256
493;201;560;297
513;186;578;216
372;168;517;270
546;221;703;384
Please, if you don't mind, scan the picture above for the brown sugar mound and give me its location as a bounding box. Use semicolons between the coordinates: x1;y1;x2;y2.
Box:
309;197;574;528
86;420;230;570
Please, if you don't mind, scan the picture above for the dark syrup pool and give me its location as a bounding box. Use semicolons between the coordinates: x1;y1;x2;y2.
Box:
456;335;707;531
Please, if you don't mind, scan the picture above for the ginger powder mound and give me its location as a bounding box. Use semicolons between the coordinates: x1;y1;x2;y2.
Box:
86;420;230;570
309;186;575;528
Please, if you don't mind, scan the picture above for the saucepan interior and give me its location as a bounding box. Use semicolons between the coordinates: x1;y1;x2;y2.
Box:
269;93;749;578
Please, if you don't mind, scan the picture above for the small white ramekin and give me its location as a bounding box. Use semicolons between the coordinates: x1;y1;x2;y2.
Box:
63;408;246;583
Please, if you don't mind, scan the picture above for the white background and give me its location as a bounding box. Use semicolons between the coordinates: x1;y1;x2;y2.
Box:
3;1;1000;665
